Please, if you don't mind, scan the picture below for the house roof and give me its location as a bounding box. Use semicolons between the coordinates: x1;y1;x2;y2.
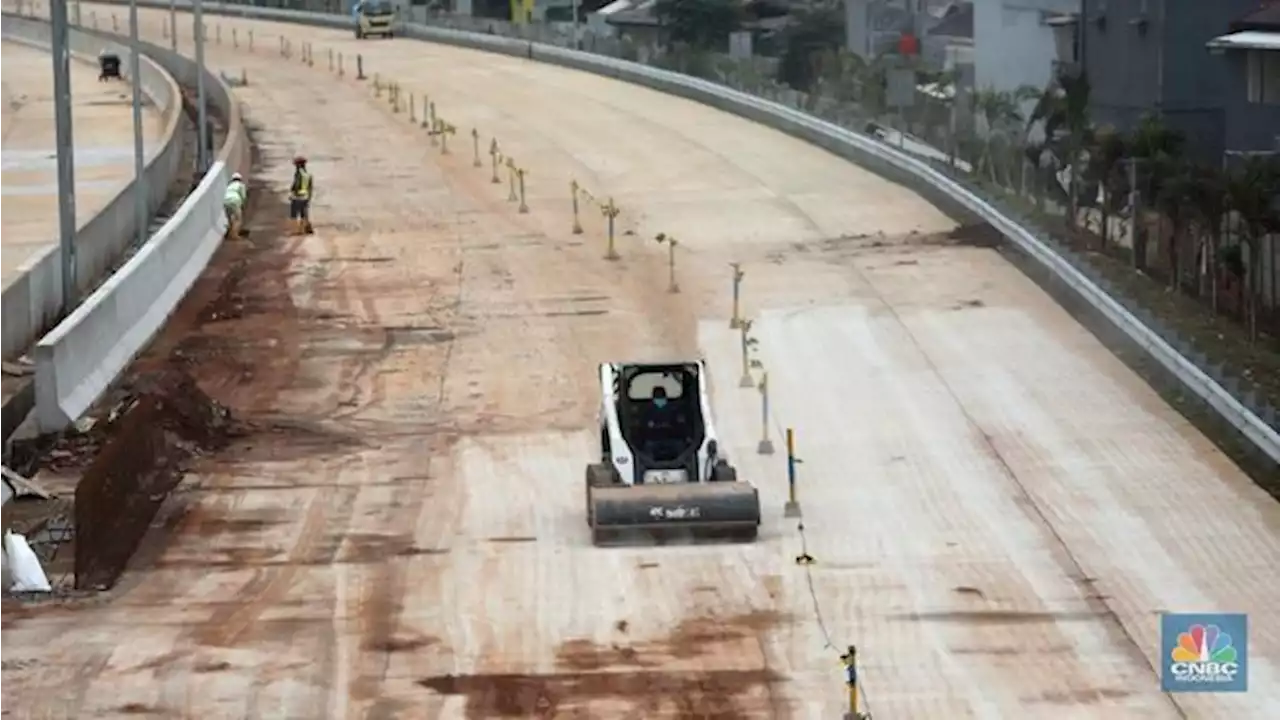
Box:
1230;2;1280;32
928;2;973;40
600;0;660;27
1206;29;1280;52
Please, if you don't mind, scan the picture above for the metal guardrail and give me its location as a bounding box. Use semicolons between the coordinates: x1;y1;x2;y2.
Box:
91;0;1280;468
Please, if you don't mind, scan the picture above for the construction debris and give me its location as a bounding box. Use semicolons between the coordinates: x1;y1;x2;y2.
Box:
3;530;52;593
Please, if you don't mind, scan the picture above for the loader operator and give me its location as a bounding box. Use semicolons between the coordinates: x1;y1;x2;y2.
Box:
644;386;688;459
289;155;314;235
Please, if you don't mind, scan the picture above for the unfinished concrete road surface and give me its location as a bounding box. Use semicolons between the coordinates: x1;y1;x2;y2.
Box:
3;5;1278;718
1;39;164;288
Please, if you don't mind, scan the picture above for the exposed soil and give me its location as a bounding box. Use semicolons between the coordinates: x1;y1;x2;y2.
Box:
0;87;225;594
419;611;791;719
1;122;345;596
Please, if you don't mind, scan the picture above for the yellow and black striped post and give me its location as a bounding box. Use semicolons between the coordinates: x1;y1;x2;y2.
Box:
784;427;801;518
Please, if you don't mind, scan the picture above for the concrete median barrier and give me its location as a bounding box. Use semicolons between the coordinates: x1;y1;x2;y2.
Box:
1;14;183;361
3;11;249;433
83;1;1280;465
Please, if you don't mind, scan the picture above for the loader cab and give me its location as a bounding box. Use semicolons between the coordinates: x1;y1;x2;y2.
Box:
355;1;395;39
613;363;706;477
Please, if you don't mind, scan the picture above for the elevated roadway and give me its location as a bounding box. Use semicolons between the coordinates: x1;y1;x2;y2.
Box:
1;38;163;288
2;6;1277;718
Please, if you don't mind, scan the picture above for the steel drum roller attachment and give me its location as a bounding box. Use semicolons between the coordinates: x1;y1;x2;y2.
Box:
590;482;761;532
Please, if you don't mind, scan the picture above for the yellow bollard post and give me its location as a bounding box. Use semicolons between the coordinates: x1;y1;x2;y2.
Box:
757;371;775;455
216;24;221;44
328;47;333;72
471;128;482;168
729;262;745;329
248;30;254;52
517;167;529;213
429;102;437;130
307;43;314;67
338;52;344;77
232;28;238;48
374;74;382;98
601;198;621;261
392;84;401;113
840;646;866;720
357;54;365;80
570;180;584;234
784;426;801;518
738;318;755;388
489;140;502;184
507;159;518;202
420;95;430;128
655;232;680;293
409;94;416;123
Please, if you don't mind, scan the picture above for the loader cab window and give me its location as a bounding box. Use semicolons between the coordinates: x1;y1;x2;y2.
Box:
359;2;393;15
616;366;703;464
626;371;684;402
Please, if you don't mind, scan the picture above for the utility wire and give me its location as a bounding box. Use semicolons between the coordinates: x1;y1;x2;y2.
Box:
795;516;873;719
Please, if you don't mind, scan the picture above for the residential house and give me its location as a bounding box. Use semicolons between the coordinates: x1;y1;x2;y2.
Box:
973;0;1081;95
1080;0;1263;164
1206;1;1280;162
925;1;974;84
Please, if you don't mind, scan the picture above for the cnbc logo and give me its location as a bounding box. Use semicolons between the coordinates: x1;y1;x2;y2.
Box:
1161;613;1248;693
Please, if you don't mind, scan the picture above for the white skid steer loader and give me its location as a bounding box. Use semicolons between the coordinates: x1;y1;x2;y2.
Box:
584;360;761;545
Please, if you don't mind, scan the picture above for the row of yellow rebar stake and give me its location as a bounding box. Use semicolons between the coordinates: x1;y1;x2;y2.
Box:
68;8;868;715
263;32;681;290
730;266;871;720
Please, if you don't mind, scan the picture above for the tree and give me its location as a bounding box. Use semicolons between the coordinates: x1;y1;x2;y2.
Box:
1154;159;1198;291
1084;128;1130;248
1185;163;1229;309
1225;156;1280;342
777;6;844;92
653;0;744;51
1128;115;1186;271
971;87;1037;188
1027;72;1092;227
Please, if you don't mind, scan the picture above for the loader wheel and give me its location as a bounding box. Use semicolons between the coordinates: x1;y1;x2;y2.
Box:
711;461;737;483
585;463;613;528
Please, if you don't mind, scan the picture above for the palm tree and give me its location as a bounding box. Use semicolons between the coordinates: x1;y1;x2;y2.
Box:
972;86;1039;188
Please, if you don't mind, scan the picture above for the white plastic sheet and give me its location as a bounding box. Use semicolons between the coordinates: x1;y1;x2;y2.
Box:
4;530;52;593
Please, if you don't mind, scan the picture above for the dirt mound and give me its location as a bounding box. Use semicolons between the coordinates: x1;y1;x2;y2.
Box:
73;368;237;591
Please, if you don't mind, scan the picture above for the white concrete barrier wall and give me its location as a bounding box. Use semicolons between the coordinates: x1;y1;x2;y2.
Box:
6;11;251;432
35;163;229;431
0;14;184;360
90;1;1280;466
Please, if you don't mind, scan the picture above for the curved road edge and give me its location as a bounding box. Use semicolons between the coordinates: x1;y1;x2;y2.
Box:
0;14;182;360
92;0;1280;473
0;10;251;436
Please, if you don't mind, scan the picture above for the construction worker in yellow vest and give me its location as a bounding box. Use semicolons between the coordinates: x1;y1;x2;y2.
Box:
289;155;314;235
223;171;247;239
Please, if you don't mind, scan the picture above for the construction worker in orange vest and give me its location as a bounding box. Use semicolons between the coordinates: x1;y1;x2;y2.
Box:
289;155;314;235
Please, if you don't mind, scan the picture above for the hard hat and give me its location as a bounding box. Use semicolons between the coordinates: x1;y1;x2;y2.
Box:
231;172;243;182
293;155;307;166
